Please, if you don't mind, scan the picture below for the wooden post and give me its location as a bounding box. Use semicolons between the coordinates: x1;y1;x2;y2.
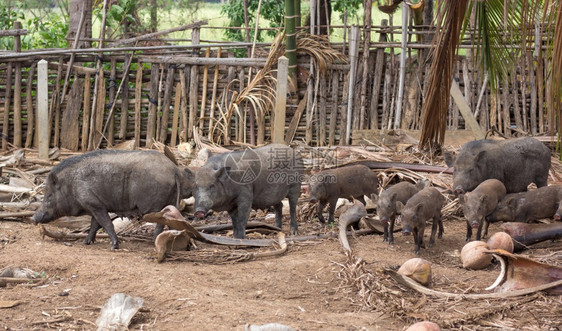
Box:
81;73;91;151
134;61;143;148
394;3;409;129
145;64;159;147
159;65;175;143
199;48;211;130
2;63;13;151
345;26;360;144
37;60;49;160
358;0;371;130
13;21;22;147
171;82;181;146
24;63;35;148
273;56;288;144
188;28;201;139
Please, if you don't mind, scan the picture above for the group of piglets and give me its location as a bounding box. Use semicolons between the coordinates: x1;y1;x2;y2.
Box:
445;137;555;242
308;164;445;255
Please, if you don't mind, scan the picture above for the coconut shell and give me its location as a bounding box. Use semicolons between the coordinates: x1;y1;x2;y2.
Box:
487;231;514;253
460;240;492;270
398;258;432;286
405;321;441;331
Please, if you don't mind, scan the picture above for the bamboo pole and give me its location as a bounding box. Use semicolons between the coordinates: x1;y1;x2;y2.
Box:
171;82;181;146
13;21;22;147
179;68;189;143
208;47;221;140
2;63;13;151
24;63;35;148
37;60;49;160
81;73;91;151
198;48;210;130
134;61;143;148
145;64;159;147
394;2;408;129
273;56;288;144
159;65;175;143
345;26;360;144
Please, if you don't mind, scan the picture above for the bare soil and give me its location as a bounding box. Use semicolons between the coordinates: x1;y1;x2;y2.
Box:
2;203;561;331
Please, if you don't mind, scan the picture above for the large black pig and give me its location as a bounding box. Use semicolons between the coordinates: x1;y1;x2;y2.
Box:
444;137;550;195
32;150;194;250
190;144;303;239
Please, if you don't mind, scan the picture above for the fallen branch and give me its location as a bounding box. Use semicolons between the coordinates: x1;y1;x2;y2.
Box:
385;269;562;300
38;224;108;240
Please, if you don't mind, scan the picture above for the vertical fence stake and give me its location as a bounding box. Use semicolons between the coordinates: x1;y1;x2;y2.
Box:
346;26;360;145
273;56;288;144
37;60;49;160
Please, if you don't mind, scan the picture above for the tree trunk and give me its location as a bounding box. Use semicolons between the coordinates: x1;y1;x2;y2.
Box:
68;0;92;48
150;0;158;32
317;0;331;35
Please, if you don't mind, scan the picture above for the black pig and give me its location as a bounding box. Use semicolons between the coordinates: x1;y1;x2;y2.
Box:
444;137;550;195
191;144;303;238
32;150;194;250
396;187;445;255
308;165;379;225
488;185;562;224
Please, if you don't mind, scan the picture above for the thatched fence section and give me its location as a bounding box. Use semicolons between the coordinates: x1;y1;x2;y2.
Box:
0;21;556;152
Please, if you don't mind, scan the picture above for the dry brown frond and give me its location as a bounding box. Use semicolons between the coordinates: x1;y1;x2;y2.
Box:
419;1;469;149
295;32;348;75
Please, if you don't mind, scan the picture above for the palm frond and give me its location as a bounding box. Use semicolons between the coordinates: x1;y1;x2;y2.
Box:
419;0;469;149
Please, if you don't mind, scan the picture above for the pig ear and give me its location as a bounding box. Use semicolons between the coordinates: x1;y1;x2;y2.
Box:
370;193;378;204
443;152;456;167
506;196;518;208
184;167;195;181
415;179;428;190
215;166;231;180
47;173;59;187
474;150;487;164
415;204;424;213
479;195;487;203
395;201;404;214
390;192;398;203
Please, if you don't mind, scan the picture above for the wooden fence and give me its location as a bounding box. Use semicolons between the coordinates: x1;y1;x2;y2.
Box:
0;22;556;152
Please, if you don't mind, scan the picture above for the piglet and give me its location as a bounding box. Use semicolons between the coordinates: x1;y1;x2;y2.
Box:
488;185;562;224
372;180;427;244
308;165;379;225
459;179;506;241
396;187;445;255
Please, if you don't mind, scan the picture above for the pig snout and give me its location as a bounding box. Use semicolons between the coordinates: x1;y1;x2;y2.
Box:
470;220;480;229
554;213;561;221
194;210;206;219
380;216;389;224
31;211;47;225
402;226;411;236
454;187;465;196
309;197;318;204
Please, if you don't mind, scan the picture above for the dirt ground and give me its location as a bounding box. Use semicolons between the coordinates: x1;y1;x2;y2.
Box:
2;201;562;330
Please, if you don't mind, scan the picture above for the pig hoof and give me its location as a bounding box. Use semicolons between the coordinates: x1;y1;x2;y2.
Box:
414;250;420;255
110;244;119;251
388;240;394;245
382;237;388;243
83;238;93;245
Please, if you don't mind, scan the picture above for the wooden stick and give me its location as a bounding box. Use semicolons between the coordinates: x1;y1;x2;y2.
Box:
159;65;175;143
2;63;13;151
81;73;91;151
24;63;35;148
145;64;159;147
134;61;143;148
328;71;339;145
170;82;181;146
60;4;87;100
119;61;130;140
208;47;221;140
109;20;207;47
179;68;188;143
198;48;211;130
13;61;22;147
107;57;117;146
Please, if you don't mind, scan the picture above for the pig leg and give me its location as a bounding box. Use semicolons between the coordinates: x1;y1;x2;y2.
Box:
428;217;439;248
437;215;444;239
413;228;425;255
273;202;283;229
288;185;300;235
482;218;490;238
231;203;252;239
465;220;472;241
475;221;484;240
317;200;327;223
327;197;338;225
387;215;396;245
84;218;101;245
89;210;119;250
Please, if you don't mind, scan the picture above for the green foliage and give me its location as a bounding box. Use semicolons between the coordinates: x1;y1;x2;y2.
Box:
25;16;68;49
0;5;24;50
333;0;363;21
221;0;284;42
